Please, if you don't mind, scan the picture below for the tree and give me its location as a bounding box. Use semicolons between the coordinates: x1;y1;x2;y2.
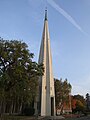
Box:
75;100;85;113
72;94;86;114
0;38;44;114
54;78;62;109
86;93;90;111
54;78;72;114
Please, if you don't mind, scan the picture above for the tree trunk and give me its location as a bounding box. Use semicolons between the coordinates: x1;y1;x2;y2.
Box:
3;102;6;113
0;101;3;117
13;102;16;113
19;102;22;114
9;101;13;115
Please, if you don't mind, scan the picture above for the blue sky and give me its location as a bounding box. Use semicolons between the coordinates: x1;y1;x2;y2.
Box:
0;0;90;97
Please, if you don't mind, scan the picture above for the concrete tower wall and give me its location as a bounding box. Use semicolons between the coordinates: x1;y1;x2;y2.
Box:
35;10;55;116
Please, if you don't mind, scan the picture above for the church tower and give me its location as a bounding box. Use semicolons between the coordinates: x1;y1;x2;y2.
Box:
34;10;56;116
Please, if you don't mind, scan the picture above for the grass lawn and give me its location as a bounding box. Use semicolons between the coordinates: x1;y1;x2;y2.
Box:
1;115;90;120
0;115;36;120
65;115;90;120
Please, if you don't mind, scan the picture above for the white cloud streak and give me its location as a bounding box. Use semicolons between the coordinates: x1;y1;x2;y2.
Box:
47;0;86;34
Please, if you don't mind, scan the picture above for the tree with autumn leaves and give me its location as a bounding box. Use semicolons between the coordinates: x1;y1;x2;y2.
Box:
71;95;86;114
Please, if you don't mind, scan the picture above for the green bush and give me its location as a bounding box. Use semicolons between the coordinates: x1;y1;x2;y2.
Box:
22;107;35;116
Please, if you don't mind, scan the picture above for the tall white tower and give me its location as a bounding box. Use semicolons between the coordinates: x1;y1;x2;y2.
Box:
34;10;55;116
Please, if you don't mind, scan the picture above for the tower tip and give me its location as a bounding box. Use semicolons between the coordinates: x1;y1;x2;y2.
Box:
45;8;48;20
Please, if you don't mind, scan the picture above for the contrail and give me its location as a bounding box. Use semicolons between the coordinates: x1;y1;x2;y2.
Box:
47;0;86;34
